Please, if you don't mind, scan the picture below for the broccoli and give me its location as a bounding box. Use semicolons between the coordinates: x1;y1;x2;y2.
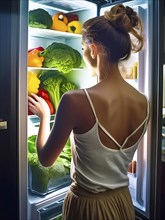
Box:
60;80;77;97
39;70;64;83
29;8;53;29
39;70;77;110
39;42;82;74
41;75;63;111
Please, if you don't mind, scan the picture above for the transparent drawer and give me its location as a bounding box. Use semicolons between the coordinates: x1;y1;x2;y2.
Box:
28;164;71;196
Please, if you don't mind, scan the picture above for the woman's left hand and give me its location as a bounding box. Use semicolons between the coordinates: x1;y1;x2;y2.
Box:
28;93;50;118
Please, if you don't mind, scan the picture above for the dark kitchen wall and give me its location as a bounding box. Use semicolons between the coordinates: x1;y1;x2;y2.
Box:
0;0;20;219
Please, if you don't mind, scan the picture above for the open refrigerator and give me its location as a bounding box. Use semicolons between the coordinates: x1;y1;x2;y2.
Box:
0;0;164;220
26;1;152;219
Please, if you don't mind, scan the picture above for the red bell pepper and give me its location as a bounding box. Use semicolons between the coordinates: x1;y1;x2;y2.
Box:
66;14;79;23
37;89;55;115
44;99;55;115
28;46;44;53
37;89;50;101
28;89;55;115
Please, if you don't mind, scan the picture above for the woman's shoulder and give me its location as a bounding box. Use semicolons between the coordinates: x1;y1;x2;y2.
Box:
62;88;85;100
135;90;149;107
127;83;149;103
59;88;93;130
60;89;87;110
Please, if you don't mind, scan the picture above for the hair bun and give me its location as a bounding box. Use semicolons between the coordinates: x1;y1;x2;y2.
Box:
125;6;138;27
126;6;134;17
104;4;140;32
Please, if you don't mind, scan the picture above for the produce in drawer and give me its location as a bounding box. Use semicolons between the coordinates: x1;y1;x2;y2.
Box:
51;12;68;32
28;8;53;29
28;135;71;194
39;42;82;73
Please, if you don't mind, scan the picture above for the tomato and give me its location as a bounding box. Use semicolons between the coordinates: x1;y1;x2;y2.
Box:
44;99;55;115
37;89;50;100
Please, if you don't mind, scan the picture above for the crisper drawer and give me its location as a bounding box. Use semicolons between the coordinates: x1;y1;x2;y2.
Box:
28;164;71;195
38;198;64;220
28;186;68;220
28;122;72;196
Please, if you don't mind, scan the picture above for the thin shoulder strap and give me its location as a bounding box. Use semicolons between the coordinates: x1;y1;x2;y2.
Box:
121;95;150;148
84;89;98;122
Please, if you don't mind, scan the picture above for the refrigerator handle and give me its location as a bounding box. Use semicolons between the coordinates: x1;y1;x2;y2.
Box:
0;119;7;130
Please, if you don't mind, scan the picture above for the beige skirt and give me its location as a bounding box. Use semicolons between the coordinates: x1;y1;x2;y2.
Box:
62;183;135;220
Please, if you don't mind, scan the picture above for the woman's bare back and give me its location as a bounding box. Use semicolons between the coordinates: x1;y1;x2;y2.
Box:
72;80;149;150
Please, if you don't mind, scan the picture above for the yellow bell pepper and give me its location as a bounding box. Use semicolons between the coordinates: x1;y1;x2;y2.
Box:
67;21;82;34
52;12;68;32
28;71;40;95
28;49;44;67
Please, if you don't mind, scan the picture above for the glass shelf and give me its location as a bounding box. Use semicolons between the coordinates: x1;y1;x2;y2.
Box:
29;27;82;40
28;67;84;71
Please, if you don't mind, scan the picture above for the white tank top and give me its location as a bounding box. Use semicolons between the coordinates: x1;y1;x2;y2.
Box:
70;89;150;193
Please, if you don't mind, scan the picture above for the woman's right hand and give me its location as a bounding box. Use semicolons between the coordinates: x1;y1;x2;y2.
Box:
28;93;51;119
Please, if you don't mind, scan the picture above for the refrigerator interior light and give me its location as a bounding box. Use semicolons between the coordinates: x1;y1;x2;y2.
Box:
29;0;97;12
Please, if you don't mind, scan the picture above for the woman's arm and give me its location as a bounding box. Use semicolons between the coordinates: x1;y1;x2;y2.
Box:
28;94;51;147
28;92;77;167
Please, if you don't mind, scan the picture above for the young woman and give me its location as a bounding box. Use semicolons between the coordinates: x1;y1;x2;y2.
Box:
28;4;150;220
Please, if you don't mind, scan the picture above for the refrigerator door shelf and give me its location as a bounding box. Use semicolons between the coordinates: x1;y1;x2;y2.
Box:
128;174;145;211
